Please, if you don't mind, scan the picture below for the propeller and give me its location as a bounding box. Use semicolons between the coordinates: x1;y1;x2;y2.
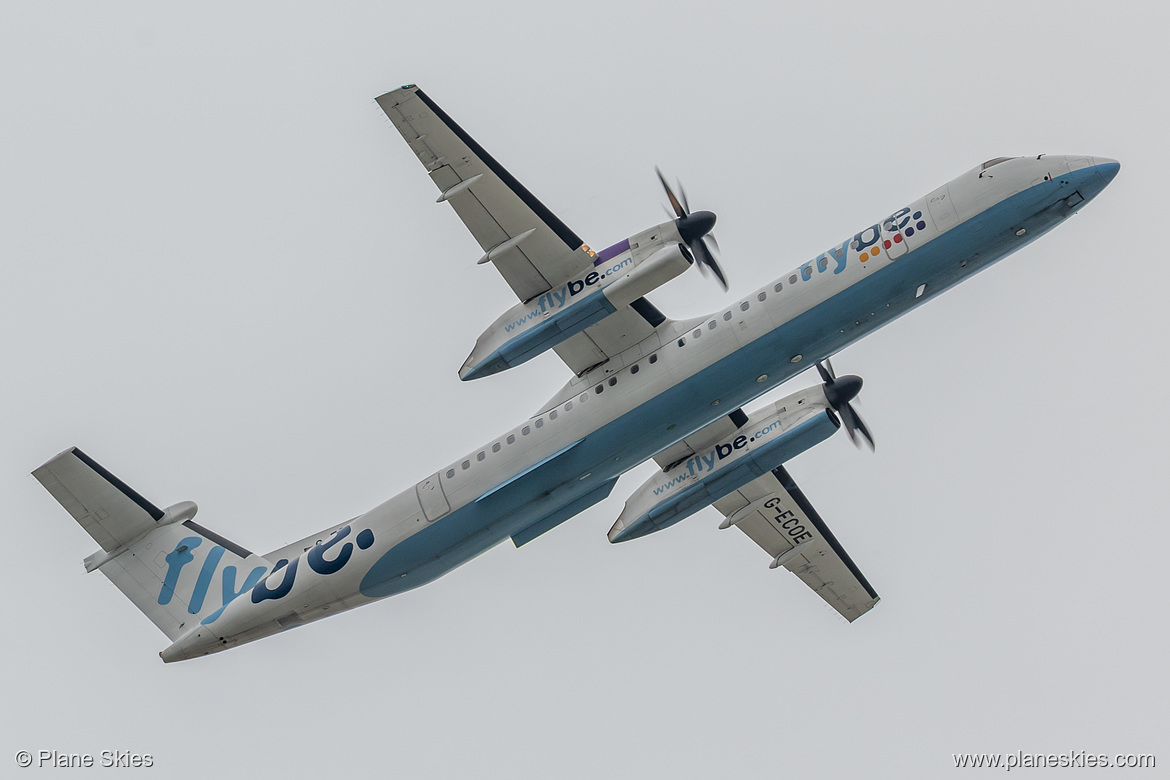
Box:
655;167;727;291
816;359;875;451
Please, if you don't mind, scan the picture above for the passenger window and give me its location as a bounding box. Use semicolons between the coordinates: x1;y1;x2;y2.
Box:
608;377;617;387
522;426;531;435
565;401;573;411
789;274;798;285
758;292;767;302
507;434;516;444
817;257;827;271
492;443;501;453
596;385;603;394
693;329;701;338
649;354;658;364
740;301;750;312
477;451;485;462
774;282;783;293
549;410;557;420
535;418;543;428
446;469;455;479
708;320;716;330
579;393;588;403
678;338;686;347
630;364;639;375
462;460;470;470
723;311;732;321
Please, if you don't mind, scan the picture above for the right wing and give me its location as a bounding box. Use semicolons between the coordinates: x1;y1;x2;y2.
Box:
712;465;880;622
377;85;669;376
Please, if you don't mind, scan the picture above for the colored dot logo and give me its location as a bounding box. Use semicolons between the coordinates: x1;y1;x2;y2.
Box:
872;208;928;260
905;211;927;236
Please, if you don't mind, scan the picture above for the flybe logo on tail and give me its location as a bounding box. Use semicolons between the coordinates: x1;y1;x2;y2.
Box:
158;525;375;626
158;537;266;619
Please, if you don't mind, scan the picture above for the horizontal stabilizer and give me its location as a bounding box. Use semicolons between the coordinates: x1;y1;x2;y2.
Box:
33;447;165;552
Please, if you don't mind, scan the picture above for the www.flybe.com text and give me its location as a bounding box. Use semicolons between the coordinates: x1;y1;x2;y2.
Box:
504;255;634;333
653;418;785;496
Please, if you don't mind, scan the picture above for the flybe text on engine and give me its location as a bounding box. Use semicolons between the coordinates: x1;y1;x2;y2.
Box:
608;386;842;543
460;219;696;380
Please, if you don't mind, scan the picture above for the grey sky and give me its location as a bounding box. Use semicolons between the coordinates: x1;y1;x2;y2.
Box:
3;2;1166;777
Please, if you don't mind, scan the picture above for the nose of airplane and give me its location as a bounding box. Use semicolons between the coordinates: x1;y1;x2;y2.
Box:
1092;157;1121;185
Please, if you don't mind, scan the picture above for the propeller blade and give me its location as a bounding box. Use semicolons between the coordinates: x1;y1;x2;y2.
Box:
838;403;859;446
656;166;686;218
654;168;726;291
850;406;876;451
816;360;874;451
706;232;720;254
691;238;728;292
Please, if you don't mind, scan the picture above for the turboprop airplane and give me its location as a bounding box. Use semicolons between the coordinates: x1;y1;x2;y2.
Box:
32;85;1119;662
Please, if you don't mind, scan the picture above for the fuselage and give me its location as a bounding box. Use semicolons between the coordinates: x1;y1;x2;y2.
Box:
160;154;1119;661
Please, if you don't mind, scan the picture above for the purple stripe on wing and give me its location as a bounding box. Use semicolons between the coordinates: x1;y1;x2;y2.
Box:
595;238;631;266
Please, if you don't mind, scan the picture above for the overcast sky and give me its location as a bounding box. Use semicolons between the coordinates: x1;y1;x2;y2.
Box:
3;2;1166;777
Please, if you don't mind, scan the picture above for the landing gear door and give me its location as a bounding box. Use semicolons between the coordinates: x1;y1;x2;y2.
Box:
417;474;450;521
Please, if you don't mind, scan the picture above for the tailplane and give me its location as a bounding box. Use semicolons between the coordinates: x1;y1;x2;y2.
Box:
33;448;271;640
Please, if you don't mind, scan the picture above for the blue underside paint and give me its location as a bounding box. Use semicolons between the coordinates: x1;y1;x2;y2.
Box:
359;163;1115;600
510;478;619;547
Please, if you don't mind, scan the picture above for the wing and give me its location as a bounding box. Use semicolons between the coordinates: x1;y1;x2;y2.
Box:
712;465;880;622
377;85;667;376
376;85;593;301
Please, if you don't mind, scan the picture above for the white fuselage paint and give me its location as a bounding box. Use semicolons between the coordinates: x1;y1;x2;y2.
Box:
160;155;1118;661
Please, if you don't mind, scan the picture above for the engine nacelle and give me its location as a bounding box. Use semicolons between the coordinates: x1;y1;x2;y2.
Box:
608;386;841;543
460;221;691;380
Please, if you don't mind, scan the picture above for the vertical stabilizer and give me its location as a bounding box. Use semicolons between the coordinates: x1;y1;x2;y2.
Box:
33;448;272;640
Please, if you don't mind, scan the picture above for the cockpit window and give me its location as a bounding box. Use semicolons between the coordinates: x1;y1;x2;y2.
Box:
981;157;1015;170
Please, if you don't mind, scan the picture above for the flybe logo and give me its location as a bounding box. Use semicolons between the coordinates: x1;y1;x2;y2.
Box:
654;417;786;496
158;525;375;626
791;206;930;283
502;256;634;333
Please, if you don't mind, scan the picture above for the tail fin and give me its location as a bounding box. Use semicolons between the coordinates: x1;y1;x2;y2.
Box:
33;448;272;640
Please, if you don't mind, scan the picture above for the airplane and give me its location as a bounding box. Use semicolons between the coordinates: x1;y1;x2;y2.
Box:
32;85;1120;662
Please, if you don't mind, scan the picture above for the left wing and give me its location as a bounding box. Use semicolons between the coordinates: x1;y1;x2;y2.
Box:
712;466;880;622
377;85;667;376
376;85;592;301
